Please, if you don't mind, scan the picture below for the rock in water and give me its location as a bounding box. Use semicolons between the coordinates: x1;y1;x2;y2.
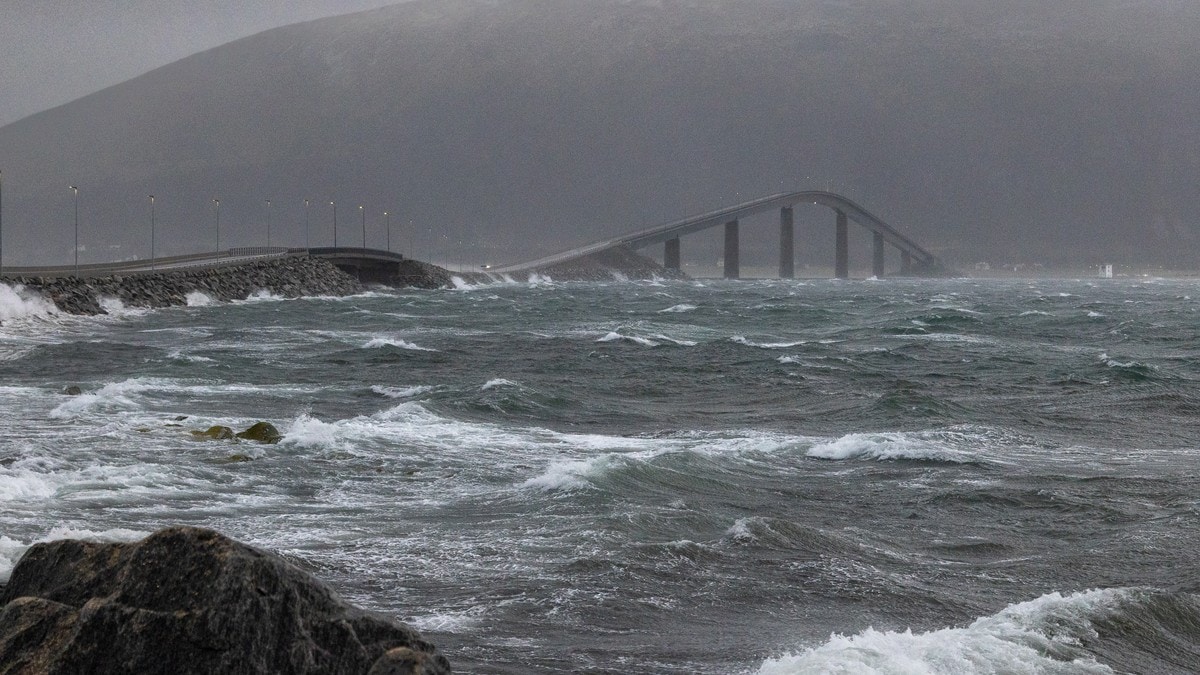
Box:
235;422;282;444
192;425;236;440
0;527;450;674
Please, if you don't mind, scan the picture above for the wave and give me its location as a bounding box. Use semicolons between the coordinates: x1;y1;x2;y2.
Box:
371;384;434;399
1097;353;1158;381
597;331;660;347
481;378;518;391
731;336;807;349
0;283;59;322
185;291;215;307
756;588;1198;675
362;337;438;351
659;304;698;313
806;432;978;464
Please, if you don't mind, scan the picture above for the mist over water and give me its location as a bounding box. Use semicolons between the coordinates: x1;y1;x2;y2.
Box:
2;277;1200;673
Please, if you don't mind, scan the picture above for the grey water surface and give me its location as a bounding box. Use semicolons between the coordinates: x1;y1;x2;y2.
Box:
2;277;1199;673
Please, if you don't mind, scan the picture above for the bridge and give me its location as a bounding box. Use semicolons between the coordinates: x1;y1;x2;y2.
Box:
492;190;945;278
0;247;411;283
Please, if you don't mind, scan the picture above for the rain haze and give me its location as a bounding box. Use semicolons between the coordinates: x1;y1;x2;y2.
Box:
0;0;398;127
0;0;1198;271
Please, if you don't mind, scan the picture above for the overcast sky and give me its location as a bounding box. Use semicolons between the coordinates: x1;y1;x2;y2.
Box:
0;1;399;127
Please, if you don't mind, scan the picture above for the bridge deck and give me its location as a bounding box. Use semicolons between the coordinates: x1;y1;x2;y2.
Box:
492;191;937;275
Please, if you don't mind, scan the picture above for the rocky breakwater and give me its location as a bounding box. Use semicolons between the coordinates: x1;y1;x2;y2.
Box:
0;526;450;674
6;257;361;315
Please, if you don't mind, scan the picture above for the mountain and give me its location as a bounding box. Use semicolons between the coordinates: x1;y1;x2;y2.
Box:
1;0;1197;269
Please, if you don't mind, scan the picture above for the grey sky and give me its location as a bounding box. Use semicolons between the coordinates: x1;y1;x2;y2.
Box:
0;1;399;127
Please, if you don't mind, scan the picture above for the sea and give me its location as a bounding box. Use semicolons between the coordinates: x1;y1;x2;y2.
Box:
2;275;1199;674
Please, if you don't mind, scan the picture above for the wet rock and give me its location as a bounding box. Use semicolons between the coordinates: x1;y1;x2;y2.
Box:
0;526;450;674
235;422;282;444
369;646;446;675
192;425;236;440
61;386;83;396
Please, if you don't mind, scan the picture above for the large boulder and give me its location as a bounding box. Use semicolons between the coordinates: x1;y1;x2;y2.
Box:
0;527;450;674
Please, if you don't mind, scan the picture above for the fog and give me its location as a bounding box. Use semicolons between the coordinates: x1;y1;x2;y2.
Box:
0;0;399;127
0;0;1197;271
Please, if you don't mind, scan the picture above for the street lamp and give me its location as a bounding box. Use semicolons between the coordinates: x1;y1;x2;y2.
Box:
304;199;310;249
359;205;365;248
69;185;79;273
0;169;4;274
213;198;221;258
384;211;390;253
265;199;272;248
149;195;156;269
330;201;337;247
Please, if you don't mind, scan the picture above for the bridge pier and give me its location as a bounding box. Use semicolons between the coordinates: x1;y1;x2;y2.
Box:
779;207;794;279
724;220;740;279
835;210;849;279
664;238;681;272
901;251;912;275
873;232;886;278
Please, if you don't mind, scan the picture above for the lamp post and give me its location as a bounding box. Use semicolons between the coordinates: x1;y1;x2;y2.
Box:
0;169;4;274
265;199;272;248
149;195;156;269
69;185;79;273
213;198;220;258
384;211;390;253
359;205;365;248
304;199;310;249
330;201;337;247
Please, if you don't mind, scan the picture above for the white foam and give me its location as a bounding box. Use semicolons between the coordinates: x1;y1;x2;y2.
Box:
48;378;161;419
597;331;660;347
756;588;1133;675
0;467;60;501
527;273;553;286
363;337;437;351
1098;353;1150;370
519;456;609;491
0;283;59;322
185;291;215;307
732;336;807;349
658;304;698;313
806;433;974;463
167;349;216;363
0;526;149;584
481;378;518;391
243;289;284;302
372;385;434;399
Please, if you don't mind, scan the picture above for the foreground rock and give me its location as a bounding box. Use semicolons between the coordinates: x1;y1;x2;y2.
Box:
0;527;450;674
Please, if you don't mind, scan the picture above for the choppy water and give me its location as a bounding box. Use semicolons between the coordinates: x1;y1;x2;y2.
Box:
2;276;1200;674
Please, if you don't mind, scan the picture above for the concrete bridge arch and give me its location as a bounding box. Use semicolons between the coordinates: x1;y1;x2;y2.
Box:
493;190;945;279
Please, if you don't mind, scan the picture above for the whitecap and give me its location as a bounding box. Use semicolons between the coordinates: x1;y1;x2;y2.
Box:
362;337;437;351
732;336;806;349
755;588;1134;674
806;433;974;463
481;378;518;391
597;331;660;347
372;385;434;399
658;304;698;313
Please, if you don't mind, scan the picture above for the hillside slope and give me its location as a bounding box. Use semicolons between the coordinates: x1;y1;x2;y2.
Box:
0;0;1197;268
